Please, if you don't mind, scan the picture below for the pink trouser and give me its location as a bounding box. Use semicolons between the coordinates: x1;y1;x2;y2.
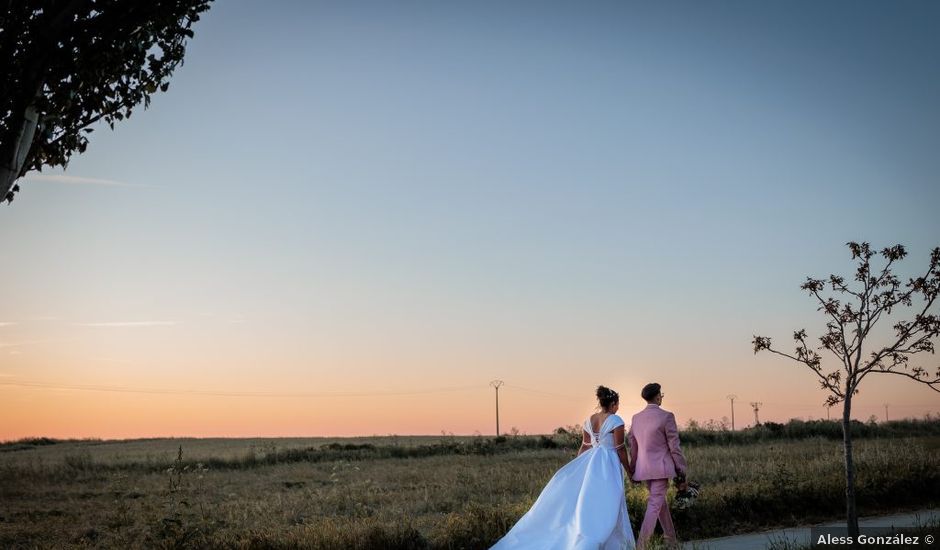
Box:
637;478;677;549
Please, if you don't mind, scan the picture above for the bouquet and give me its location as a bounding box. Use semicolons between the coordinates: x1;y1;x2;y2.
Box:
672;474;701;510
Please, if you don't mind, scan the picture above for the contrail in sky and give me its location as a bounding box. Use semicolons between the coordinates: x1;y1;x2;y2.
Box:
25;174;154;187
75;321;177;327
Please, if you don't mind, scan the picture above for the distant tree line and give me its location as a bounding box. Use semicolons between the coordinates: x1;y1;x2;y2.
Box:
4;416;938;463
677;415;940;446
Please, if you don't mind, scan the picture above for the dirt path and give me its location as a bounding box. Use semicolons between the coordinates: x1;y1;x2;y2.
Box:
683;509;939;549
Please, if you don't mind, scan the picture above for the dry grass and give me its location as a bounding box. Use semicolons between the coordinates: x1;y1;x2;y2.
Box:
0;435;468;468
1;435;937;548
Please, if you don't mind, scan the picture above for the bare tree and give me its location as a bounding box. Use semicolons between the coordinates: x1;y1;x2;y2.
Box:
753;242;940;540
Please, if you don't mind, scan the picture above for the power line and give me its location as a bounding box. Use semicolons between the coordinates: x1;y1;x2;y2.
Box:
503;384;582;400
5;379;933;419
0;378;602;402
0;379;590;400
0;379;486;398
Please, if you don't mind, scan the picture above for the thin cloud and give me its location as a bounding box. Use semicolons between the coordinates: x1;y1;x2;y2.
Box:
87;356;133;365
0;339;58;349
0;379;488;398
0;322;16;327
76;321;177;327
26;174;154;188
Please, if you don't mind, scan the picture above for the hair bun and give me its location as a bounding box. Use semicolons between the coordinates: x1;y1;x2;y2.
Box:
596;385;619;409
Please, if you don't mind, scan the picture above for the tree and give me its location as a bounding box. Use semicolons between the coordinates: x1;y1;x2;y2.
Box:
1;0;213;205
753;242;940;541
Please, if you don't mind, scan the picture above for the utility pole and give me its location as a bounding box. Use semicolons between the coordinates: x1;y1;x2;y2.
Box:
490;380;504;436
750;401;762;426
826;404;831;421
727;394;738;430
884;403;889;423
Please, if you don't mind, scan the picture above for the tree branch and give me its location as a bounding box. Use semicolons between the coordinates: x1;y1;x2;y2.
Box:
808;286;852;364
762;345;844;398
860;368;940;392
862;288;939;377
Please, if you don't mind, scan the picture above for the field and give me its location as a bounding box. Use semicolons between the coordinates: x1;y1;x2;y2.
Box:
2;426;939;549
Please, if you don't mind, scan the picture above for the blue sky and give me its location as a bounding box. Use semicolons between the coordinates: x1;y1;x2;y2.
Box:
1;1;938;437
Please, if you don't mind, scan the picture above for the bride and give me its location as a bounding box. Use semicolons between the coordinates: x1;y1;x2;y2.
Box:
491;386;636;549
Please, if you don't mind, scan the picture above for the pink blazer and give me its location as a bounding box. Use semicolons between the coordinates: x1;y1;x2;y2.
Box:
628;404;688;481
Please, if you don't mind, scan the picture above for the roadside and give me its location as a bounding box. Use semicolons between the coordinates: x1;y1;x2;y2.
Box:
683;509;940;550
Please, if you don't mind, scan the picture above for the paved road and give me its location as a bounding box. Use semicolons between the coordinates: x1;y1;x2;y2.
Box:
682;509;940;550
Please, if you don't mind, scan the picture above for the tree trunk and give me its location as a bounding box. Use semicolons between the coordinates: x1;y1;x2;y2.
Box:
0;103;39;202
842;393;860;542
2;0;88;203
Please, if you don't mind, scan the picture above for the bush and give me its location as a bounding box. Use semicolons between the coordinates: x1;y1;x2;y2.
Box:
680;417;940;447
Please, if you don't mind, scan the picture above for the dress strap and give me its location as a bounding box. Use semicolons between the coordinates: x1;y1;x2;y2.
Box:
584;418;599;447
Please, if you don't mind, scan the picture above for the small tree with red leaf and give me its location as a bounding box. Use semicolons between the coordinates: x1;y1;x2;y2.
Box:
753;242;940;539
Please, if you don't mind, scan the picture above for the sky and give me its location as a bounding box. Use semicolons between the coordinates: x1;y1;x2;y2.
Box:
1;0;938;439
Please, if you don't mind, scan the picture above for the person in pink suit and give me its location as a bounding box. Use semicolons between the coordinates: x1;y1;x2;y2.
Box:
628;383;688;549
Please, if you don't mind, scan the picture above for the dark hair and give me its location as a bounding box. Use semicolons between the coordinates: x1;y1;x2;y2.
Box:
596;385;619;410
641;383;661;402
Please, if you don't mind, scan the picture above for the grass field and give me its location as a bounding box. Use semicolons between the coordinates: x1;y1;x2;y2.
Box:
1;433;938;549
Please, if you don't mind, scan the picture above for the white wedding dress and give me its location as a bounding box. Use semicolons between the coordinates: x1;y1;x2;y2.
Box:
491;414;636;550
